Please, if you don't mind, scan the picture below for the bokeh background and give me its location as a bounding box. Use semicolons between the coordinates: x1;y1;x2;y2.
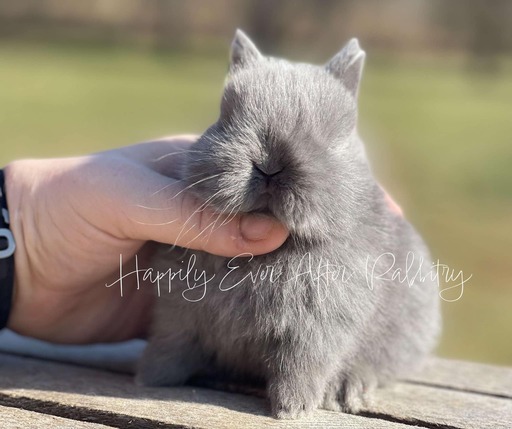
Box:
0;0;510;365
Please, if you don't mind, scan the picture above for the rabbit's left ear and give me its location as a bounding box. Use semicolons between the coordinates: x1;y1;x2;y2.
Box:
325;38;366;97
230;29;262;71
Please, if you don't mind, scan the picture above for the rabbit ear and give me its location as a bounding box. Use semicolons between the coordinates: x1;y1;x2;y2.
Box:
325;38;366;97
230;29;262;71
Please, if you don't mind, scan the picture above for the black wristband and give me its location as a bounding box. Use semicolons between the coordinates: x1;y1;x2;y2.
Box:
0;169;16;330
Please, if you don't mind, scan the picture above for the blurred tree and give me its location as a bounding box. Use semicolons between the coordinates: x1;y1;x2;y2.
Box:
467;0;511;70
1;0;512;59
434;0;512;71
151;0;188;50
242;0;287;52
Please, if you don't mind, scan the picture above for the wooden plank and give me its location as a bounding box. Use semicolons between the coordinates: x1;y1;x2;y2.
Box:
1;351;512;428
2;331;510;401
406;357;512;398
0;404;110;429
365;382;512;429
0;353;421;429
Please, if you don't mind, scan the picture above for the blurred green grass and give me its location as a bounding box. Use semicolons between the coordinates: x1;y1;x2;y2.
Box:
1;40;510;365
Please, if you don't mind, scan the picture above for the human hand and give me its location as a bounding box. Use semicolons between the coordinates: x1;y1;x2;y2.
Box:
4;135;288;344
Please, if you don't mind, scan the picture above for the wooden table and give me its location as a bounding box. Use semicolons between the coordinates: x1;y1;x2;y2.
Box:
0;350;511;429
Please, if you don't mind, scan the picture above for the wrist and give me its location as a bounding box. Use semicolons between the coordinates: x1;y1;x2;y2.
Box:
2;162;31;333
0;166;16;330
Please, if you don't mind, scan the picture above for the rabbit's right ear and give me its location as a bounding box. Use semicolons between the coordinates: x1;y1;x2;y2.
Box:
325;38;366;98
230;29;262;71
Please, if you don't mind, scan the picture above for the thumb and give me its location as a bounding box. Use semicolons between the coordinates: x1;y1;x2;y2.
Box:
116;169;289;257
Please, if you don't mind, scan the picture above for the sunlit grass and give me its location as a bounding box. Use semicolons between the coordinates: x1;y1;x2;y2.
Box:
0;41;226;159
1;40;510;365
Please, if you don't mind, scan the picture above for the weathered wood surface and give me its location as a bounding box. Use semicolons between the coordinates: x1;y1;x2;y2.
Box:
0;351;511;428
408;357;512;398
0;404;111;429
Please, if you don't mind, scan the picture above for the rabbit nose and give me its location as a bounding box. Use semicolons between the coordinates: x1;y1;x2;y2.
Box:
253;162;283;182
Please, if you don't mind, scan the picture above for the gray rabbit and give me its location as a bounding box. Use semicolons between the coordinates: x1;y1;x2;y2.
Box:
136;30;441;419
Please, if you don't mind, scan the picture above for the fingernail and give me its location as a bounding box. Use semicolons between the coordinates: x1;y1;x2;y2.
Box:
240;213;275;241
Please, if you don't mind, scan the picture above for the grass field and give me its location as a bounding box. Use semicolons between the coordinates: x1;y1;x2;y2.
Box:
1;40;511;365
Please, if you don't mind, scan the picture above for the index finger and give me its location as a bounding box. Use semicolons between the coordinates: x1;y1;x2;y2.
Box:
105;135;199;179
